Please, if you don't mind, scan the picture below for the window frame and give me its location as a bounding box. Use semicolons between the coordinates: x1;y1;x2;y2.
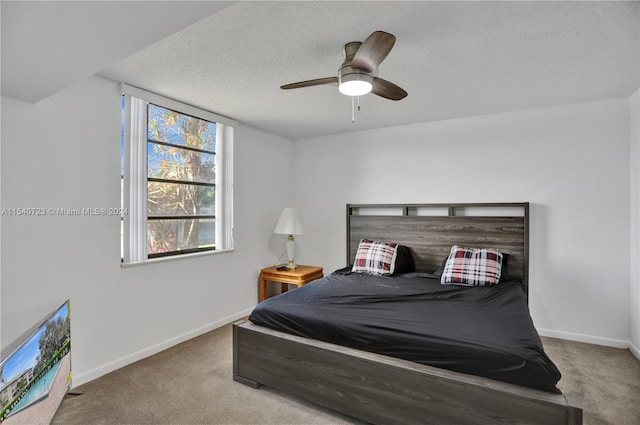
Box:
121;84;235;265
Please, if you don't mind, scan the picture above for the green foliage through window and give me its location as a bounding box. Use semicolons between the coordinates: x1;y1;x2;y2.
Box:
146;104;217;257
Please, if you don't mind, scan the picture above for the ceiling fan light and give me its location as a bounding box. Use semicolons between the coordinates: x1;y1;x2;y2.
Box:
338;73;373;96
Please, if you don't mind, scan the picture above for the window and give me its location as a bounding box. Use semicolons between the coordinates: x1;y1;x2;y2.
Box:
121;84;235;264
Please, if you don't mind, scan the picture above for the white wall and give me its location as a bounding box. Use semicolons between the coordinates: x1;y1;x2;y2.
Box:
295;98;631;348
0;76;295;385
630;89;640;357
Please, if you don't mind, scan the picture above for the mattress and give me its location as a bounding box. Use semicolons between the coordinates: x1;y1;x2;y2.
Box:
249;270;561;393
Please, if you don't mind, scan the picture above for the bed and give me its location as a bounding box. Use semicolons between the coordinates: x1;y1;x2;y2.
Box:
233;202;583;425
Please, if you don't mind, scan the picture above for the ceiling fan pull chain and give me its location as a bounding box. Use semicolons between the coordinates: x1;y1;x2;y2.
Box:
351;96;355;123
351;96;363;123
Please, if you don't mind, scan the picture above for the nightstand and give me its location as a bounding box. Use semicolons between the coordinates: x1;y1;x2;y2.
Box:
259;265;324;302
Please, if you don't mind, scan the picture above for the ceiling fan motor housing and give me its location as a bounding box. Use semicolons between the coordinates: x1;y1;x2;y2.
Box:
339;41;374;96
338;67;373;95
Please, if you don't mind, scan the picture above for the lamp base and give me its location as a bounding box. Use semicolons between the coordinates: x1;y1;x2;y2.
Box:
285;235;296;270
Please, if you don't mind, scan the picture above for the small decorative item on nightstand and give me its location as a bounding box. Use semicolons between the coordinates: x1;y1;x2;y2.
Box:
259;265;323;302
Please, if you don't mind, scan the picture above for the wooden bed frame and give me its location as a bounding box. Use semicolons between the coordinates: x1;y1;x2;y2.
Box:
233;202;583;425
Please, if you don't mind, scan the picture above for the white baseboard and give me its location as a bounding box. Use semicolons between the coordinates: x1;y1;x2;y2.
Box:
629;342;640;360
71;306;254;387
538;328;630;350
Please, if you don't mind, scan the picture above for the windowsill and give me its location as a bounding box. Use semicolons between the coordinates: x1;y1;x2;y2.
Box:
121;247;234;268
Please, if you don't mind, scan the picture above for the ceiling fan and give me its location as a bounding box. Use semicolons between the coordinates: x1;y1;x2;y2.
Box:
280;31;407;101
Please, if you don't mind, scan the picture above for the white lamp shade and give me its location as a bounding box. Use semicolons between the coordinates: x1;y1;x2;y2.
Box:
273;208;303;235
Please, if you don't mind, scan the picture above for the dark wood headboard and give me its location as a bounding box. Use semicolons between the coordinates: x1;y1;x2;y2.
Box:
346;202;529;291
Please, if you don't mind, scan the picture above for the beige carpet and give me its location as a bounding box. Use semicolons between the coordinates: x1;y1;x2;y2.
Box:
52;323;639;425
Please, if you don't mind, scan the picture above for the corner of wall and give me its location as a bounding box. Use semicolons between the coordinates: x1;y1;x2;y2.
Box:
630;89;640;357
0;97;2;351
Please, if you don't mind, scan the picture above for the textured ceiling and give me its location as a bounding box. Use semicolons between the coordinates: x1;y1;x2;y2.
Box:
4;1;639;140
1;1;232;102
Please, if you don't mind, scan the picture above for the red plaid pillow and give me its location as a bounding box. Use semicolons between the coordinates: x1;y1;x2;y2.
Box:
351;239;398;276
441;245;503;286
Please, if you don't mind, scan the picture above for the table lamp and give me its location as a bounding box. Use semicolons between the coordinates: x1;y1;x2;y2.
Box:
273;208;303;270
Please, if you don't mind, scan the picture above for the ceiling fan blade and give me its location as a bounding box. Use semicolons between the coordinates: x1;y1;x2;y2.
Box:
351;31;396;72
280;77;338;90
372;77;407;101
